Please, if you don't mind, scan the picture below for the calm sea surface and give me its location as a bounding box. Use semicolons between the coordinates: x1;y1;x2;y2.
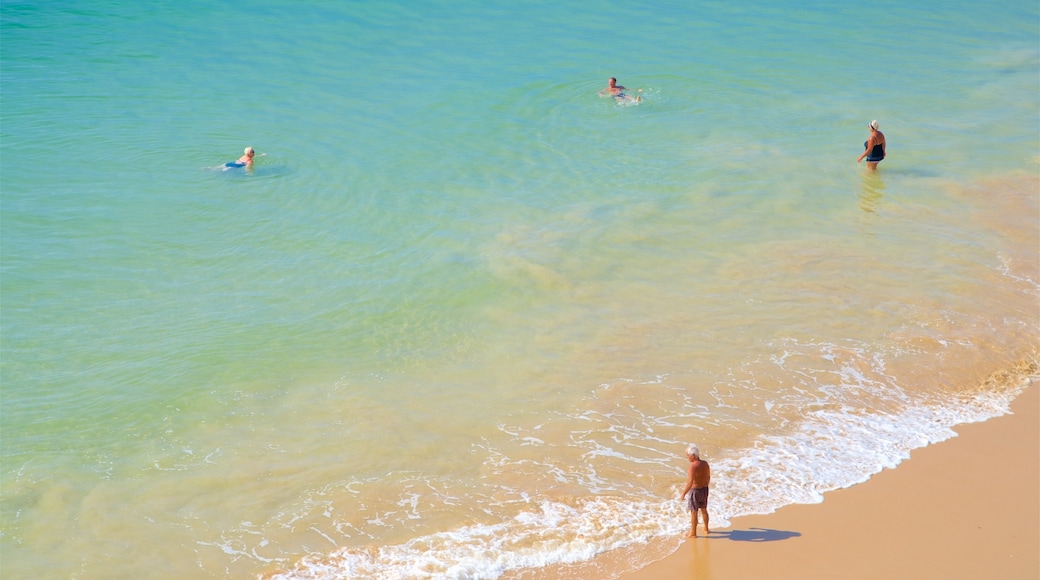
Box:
2;1;1037;578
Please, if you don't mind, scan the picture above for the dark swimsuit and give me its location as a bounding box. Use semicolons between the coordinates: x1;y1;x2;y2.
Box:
864;141;885;163
225;161;246;168
688;487;709;510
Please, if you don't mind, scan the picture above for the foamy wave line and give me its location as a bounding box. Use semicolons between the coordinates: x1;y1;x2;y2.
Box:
711;376;1030;519
269;496;684;580
270;365;1034;580
997;251;1039;289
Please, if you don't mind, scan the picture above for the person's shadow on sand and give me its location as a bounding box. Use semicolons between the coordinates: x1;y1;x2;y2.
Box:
710;527;801;542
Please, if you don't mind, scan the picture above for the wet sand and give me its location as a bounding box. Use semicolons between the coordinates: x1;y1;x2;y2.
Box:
619;381;1038;580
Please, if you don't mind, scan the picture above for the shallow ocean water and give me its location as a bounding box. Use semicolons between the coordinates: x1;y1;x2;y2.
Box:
2;1;1038;578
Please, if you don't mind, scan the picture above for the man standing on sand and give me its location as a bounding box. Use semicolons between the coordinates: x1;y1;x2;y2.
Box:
680;444;710;538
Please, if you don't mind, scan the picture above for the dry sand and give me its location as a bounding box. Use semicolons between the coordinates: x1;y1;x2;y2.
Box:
616;381;1039;580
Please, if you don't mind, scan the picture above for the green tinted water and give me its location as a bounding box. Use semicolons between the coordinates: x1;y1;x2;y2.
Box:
2;1;1037;577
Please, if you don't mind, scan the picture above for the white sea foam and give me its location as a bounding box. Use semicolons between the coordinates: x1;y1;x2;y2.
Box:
270;377;1029;580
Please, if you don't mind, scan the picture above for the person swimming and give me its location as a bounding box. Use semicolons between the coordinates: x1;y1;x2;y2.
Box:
598;77;642;103
224;147;259;169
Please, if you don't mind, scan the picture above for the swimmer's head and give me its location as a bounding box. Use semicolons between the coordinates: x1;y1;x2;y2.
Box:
686;444;700;458
244;147;255;155
868;120;879;131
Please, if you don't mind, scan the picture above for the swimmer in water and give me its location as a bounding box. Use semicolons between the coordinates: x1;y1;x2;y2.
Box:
598;77;642;103
224;146;264;169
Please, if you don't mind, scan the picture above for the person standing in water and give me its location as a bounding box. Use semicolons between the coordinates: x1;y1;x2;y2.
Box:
598;77;642;103
857;120;886;171
680;444;711;538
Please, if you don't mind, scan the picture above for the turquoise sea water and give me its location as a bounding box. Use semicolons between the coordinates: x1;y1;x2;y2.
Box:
2;1;1038;578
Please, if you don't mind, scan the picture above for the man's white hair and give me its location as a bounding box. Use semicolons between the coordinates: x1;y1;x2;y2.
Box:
686;444;700;458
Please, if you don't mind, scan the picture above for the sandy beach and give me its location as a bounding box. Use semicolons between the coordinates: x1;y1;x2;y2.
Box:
505;377;1039;580
613;380;1039;580
5;3;1037;577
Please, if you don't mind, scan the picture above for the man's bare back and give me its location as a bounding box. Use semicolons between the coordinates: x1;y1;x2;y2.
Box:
690;458;710;488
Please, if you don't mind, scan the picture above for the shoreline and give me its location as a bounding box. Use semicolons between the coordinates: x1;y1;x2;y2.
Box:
614;380;1038;580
